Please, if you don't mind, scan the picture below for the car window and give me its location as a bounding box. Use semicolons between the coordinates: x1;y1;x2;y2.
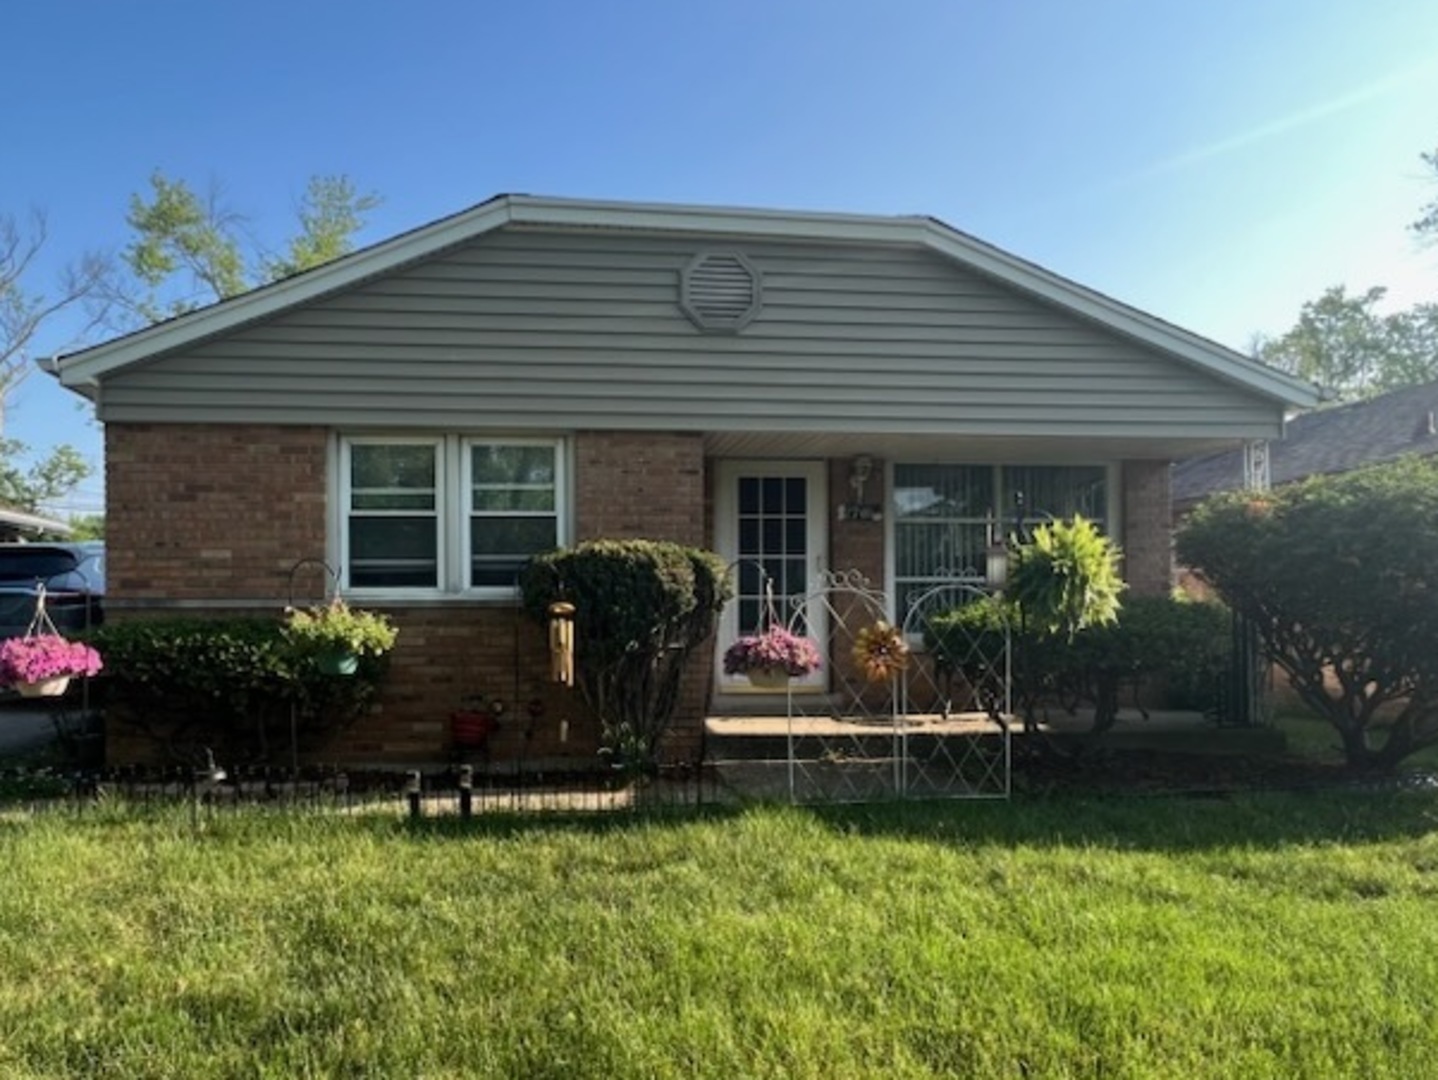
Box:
0;551;80;583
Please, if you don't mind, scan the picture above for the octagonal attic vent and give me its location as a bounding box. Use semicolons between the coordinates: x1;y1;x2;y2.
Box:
680;251;762;332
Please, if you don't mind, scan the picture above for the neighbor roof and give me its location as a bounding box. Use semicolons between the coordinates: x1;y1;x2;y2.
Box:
51;194;1322;409
1172;380;1438;510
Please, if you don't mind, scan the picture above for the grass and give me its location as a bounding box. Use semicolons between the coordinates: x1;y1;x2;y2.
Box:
2;793;1438;1078
1270;708;1438;773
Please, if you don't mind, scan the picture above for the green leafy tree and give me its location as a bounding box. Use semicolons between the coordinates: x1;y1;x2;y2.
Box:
1412;145;1438;243
0;441;89;514
1255;286;1438;401
67;514;104;540
120;171;379;323
1178;457;1438;772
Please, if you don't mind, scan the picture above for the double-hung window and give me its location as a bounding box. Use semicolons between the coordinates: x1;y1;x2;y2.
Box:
465;442;560;589
340;436;565;597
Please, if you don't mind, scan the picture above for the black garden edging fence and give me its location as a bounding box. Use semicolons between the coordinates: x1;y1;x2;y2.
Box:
0;761;721;818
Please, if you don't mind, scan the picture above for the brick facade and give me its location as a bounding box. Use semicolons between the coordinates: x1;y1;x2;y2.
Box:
1121;460;1173;597
574;431;706;545
103;424;1180;764
106;423;329;601
104;423;714;766
575;431;711;760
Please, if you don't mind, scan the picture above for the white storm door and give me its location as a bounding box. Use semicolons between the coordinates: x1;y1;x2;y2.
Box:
714;461;828;692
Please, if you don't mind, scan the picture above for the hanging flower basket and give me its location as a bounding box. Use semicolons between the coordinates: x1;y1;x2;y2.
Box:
16;675;72;698
745;665;792;690
283;600;398;677
315;650;360;677
723;626;822;684
0;634;103;696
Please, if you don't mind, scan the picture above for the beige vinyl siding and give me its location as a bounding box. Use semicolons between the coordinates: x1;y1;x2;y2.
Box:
98;229;1284;439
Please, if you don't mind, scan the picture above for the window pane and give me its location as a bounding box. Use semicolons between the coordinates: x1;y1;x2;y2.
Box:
894;521;989;580
893;465;993;520
351;444;435;492
469;516;556;588
352;491;436;511
471;488;556;512
471;445;555;486
470;517;556;556
349;518;437;588
1002;466;1107;524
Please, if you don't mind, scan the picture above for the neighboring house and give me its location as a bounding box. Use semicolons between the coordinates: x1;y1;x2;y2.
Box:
48;195;1320;764
1172;379;1438;517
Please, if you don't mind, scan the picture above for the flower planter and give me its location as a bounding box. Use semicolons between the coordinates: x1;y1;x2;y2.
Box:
316;650;359;676
746;666;791;690
16;675;70;698
451;710;499;749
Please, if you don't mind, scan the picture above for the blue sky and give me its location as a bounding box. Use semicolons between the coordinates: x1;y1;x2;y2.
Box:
7;0;1437;516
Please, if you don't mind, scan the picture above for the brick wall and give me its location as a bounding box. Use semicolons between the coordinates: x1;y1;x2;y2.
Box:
827;456;894;709
106;423;328;601
100;424;769;765
575;431;706;545
1121;460;1173;596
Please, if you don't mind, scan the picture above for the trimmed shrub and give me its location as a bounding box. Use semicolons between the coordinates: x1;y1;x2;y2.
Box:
925;593;1231;733
88;617;389;763
1178;455;1438;771
521;539;731;770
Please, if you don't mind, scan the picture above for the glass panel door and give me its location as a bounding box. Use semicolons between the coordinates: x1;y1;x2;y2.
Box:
715;462;827;692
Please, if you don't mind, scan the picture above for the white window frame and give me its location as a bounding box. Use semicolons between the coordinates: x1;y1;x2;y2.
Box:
461;436;568;596
339;435;447;598
335;434;569;601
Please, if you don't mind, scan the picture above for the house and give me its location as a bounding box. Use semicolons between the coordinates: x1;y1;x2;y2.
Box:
48;195;1320;764
1172;379;1438;516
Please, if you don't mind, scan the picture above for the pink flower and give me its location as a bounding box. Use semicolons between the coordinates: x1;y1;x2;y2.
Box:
0;635;103;686
723;626;822;677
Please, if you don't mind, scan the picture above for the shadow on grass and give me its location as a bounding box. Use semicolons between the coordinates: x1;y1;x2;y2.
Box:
7;772;1436;857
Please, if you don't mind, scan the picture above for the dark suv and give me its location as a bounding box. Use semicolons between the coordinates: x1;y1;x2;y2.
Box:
0;542;105;642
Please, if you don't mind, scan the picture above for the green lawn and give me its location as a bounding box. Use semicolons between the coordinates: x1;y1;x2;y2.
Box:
1270;708;1438;773
3;793;1438;1078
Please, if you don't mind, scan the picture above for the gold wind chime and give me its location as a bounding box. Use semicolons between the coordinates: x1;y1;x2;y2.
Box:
548;601;576;687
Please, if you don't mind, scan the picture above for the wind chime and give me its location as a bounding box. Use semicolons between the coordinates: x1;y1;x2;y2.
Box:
548;601;576;687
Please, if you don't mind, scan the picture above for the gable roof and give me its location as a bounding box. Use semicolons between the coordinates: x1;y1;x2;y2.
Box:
1172;379;1438;508
51;194;1321;409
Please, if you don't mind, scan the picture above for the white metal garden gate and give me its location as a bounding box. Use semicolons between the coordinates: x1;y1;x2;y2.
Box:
779;571;1011;803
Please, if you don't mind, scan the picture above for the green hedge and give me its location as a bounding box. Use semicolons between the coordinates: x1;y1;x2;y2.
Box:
925;594;1231;730
88;616;389;764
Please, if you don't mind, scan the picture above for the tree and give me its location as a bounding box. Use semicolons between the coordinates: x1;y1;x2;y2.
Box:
1177;457;1438;772
1412;145;1438;244
67;514;104;540
0;441;89;515
1255;286;1438;401
0;210;107;514
119;171;380;323
0;210;110;429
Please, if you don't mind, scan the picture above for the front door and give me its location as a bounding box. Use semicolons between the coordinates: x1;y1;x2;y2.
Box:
714;461;828;692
